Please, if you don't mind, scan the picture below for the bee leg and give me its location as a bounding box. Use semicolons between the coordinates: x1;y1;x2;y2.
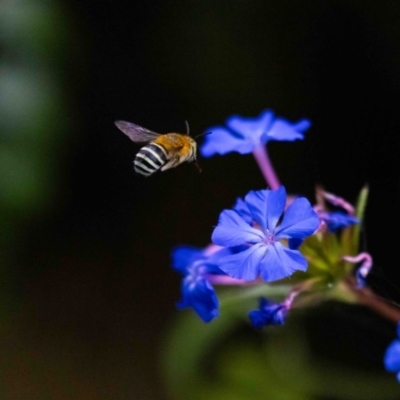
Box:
193;159;202;173
161;158;180;171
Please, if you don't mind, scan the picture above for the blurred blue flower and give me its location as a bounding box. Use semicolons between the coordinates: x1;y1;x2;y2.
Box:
177;265;219;323
384;324;400;382
249;298;288;328
212;186;320;281
172;245;204;272
319;211;359;232
171;245;225;322
201;109;311;157
355;267;367;288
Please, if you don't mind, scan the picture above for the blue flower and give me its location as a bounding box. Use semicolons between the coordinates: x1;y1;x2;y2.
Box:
201;110;311;157
172;245;204;272
171;245;225;322
233;197;253;225
249;298;288;329
319;211;359;232
384;324;400;382
212;186;320;282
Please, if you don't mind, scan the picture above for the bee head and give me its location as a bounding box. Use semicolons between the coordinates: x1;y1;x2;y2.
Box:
191;131;211;163
188;137;197;161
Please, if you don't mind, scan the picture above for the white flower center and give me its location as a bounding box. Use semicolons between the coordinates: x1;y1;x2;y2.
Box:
186;264;206;290
263;230;276;245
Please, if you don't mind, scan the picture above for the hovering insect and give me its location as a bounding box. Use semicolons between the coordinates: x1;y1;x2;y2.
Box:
115;120;208;177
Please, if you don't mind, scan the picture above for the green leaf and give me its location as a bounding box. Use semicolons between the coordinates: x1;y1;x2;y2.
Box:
300;233;344;280
161;284;291;400
353;184;369;251
220;284;292;312
340;185;369;271
162;304;400;400
217;344;309;400
161;304;240;400
301;234;333;273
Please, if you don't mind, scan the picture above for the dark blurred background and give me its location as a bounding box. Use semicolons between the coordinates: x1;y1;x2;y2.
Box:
0;1;398;398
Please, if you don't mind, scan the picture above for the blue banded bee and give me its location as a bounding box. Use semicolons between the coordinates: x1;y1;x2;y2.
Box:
115;120;205;177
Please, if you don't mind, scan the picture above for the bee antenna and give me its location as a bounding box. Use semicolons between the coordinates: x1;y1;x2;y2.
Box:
193;159;202;173
185;120;190;135
195;131;212;139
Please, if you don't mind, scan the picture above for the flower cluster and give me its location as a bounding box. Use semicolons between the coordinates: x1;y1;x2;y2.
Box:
169;109;399;381
212;186;319;282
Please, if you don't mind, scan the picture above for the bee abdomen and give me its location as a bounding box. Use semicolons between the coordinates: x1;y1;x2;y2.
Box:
134;143;167;176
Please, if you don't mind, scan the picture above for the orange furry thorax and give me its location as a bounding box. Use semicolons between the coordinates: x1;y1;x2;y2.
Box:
153;133;195;156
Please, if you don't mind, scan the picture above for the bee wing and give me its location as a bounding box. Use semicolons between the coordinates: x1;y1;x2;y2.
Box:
115;120;161;143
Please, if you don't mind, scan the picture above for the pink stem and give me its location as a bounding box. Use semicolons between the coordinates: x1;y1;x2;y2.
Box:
284;290;298;308
203;244;223;256
342;253;372;276
350;281;400;323
252;145;281;189
342;252;372;266
317;189;355;215
206;274;260;286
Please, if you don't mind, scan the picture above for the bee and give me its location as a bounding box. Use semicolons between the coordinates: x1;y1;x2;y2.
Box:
115;120;207;177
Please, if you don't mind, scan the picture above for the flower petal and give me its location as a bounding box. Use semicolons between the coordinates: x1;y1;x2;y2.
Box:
275;197;320;239
249;297;288;329
227;110;274;142
200;126;254;157
233;197;253;225
245;187;286;233
384;340;400;372
217;243;266;280
288;238;303;250
212;209;264;247
319;211;359;232
201;111;311;157
204;247;233;275
259;242;308;282
263;118;310;142
171;245;204;273
177;277;219;323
